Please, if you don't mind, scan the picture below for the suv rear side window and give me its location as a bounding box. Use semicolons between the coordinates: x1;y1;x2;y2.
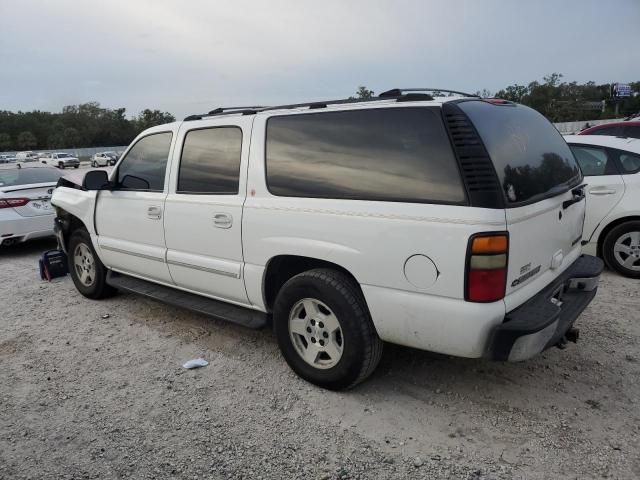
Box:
178;127;242;194
117;132;172;191
459;101;581;205
265;108;465;204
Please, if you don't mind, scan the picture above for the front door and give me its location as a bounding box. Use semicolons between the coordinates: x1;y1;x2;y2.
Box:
569;144;625;241
96;130;175;284
163;117;252;305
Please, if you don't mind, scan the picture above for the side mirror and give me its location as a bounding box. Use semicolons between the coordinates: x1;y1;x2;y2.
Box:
83;170;110;190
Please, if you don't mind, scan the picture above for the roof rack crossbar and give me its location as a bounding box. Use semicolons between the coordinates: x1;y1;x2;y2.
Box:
207;106;266;115
378;88;479;98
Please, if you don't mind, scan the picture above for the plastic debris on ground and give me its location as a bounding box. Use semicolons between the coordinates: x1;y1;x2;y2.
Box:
182;358;209;369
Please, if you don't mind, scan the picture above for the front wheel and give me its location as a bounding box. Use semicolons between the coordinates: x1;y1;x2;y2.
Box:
91;161;97;167
58;162;64;169
68;228;116;299
273;268;383;390
603;221;640;278
73;165;79;168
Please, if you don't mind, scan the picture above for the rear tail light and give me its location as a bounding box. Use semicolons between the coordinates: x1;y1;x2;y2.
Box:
465;233;509;302
0;198;30;209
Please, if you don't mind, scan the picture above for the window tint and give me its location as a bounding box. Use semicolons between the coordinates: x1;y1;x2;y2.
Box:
618;152;640;174
591;126;621;136
178;127;242;194
458;101;581;205
117;132;172;191
623;126;640;139
569;145;614;176
265;108;465;204
0;167;62;187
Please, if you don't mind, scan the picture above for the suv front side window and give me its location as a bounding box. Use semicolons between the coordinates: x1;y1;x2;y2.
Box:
117;132;173;191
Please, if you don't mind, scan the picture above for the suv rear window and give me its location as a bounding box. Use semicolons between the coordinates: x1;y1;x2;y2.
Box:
459;101;582;205
265;108;465;204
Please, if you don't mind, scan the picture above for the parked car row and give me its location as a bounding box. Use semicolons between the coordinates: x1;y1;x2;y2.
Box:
0;151;122;169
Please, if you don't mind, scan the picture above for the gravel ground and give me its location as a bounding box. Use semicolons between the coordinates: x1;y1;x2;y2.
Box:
1;238;639;480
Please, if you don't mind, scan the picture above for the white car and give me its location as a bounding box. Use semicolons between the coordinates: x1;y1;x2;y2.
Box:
52;90;603;389
91;152;118;167
40;152;80;169
0;164;62;246
0;154;17;164
565;135;640;278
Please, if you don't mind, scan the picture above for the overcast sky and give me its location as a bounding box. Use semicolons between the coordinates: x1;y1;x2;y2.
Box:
1;0;638;119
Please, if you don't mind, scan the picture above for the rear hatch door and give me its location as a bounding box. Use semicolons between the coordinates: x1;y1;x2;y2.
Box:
459;100;585;311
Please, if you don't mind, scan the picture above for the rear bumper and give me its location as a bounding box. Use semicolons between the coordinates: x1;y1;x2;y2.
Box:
488;254;604;361
1;211;55;245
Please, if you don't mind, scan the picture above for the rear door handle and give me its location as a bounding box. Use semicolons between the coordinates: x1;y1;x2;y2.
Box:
589;189;616;196
147;205;162;219
213;213;233;228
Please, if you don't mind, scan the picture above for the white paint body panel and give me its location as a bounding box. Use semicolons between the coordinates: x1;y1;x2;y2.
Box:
162;116;254;305
565;136;640;255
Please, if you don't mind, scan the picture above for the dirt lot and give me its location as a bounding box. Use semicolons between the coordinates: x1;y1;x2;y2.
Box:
1;239;639;480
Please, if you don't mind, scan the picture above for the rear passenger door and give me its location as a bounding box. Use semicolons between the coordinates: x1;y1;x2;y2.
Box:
569;144;624;241
163;117;252;305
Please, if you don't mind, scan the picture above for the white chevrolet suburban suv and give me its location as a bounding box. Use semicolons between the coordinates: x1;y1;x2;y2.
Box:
51;89;603;390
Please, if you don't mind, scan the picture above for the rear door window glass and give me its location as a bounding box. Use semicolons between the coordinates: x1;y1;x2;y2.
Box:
178;127;242;194
569;145;616;176
117;132;173;191
265;108;465;204
458;100;581;205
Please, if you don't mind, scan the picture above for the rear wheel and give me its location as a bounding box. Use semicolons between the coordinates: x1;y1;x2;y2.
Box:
273;268;383;390
602;221;640;278
68;228;116;299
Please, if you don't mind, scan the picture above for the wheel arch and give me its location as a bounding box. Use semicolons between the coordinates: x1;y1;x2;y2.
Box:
597;215;640;257
54;208;89;253
262;255;364;312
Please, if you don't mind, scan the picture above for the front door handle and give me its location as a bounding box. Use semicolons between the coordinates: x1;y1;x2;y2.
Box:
589;189;616;196
147;205;162;219
213;213;233;228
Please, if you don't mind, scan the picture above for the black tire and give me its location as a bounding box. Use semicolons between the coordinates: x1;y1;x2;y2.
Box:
74;165;79;169
91;161;96;167
58;162;64;169
602;221;640;278
67;228;116;299
273;268;383;390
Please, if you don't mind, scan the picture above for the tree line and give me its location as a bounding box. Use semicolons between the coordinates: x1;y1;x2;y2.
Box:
352;75;639;123
0;103;175;152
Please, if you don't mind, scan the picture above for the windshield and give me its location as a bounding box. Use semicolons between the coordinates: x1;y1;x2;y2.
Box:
57;153;72;158
458;100;582;205
0;168;63;187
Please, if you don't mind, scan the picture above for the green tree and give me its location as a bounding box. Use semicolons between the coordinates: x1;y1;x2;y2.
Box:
16;131;37;150
350;86;375;100
63;127;81;148
0;133;11;151
134;109;176;131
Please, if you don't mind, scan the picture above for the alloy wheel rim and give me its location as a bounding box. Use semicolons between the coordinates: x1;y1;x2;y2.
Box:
288;298;344;369
73;242;96;286
613;231;640;271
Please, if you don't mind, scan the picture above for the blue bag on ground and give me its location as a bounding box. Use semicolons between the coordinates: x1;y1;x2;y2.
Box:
39;250;68;281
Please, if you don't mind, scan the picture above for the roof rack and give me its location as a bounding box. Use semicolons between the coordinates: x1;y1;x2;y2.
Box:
378;88;479;98
183;87;472;121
